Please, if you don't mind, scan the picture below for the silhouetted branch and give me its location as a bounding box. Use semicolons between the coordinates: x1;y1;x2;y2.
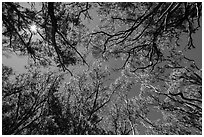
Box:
48;2;73;75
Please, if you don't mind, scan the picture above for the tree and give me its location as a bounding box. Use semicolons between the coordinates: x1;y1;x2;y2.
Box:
2;2;91;75
90;2;202;134
55;63;114;134
2;62;113;135
2;2;202;135
2;65;65;134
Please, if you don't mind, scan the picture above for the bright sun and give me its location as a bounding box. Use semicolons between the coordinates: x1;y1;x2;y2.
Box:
30;24;37;33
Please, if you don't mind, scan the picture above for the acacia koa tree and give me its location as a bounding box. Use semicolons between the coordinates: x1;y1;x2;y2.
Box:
2;62;114;134
89;2;202;134
2;65;65;134
2;2;92;75
2;2;202;135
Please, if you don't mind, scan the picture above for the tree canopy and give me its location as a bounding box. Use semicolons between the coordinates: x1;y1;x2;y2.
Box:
2;2;202;135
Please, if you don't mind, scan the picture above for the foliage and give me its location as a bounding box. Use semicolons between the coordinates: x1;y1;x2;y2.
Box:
2;65;63;134
2;2;91;75
2;2;202;135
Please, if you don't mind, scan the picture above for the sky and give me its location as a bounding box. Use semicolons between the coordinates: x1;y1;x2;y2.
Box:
2;2;101;74
2;2;202;105
184;26;202;68
1;2;203;131
2;2;202;72
2;2;202;99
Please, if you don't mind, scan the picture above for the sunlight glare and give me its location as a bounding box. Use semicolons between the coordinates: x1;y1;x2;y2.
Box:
30;24;37;33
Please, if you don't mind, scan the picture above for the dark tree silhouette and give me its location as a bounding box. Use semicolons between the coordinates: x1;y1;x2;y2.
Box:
90;3;202;134
2;65;64;134
2;2;202;135
2;2;91;75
